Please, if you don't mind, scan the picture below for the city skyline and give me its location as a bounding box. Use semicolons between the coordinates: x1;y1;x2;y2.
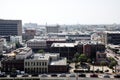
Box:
0;0;120;24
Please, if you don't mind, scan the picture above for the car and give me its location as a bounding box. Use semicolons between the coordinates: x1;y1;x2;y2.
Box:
32;73;38;77
105;70;109;72
51;74;57;77
69;74;76;77
90;74;98;77
103;74;110;78
114;74;120;78
0;73;7;77
78;73;86;77
10;73;17;77
41;74;48;77
22;73;29;77
59;73;66;77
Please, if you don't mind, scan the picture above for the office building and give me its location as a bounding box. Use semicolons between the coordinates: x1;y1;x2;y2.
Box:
83;41;105;59
46;25;60;33
0;19;22;36
22;28;36;40
104;31;120;45
51;42;78;59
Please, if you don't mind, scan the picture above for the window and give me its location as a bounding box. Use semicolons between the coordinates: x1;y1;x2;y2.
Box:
44;62;47;66
39;62;41;66
37;62;38;66
42;62;44;66
25;62;27;66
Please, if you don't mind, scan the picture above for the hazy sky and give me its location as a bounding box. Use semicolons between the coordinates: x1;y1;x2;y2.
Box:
0;0;120;24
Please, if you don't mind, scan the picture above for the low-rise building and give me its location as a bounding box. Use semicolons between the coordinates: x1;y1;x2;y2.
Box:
51;42;78;59
1;47;32;73
0;38;4;53
15;47;32;60
10;36;22;43
24;53;68;74
27;39;46;50
96;51;107;64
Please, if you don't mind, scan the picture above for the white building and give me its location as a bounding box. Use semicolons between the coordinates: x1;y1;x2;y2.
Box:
10;36;22;43
27;39;46;49
24;53;59;73
15;47;32;59
0;38;4;53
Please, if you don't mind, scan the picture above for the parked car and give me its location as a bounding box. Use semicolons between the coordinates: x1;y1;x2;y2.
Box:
10;73;17;77
41;74;48;77
90;74;98;77
114;74;120;78
78;73;86;77
0;72;7;77
69;73;76;77
51;74;57;77
59;73;66;77
103;74;110;78
22;73;29;77
32;73;38;77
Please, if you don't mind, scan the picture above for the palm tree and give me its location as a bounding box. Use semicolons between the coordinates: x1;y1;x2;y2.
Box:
100;61;106;72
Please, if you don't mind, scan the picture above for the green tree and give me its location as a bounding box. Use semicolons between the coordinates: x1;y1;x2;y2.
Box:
15;42;22;48
38;49;44;53
12;68;16;73
109;60;118;73
74;52;80;59
73;53;80;63
87;58;91;64
100;61;106;72
78;54;87;62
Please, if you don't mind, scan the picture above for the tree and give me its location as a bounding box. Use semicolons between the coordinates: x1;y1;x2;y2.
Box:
73;53;80;63
100;61;106;72
78;54;87;62
38;49;44;53
12;68;16;73
74;52;80;59
15;42;23;48
87;58;91;64
109;60;118;73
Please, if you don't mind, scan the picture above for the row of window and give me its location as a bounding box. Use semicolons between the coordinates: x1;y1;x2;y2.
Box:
25;67;47;73
25;61;47;66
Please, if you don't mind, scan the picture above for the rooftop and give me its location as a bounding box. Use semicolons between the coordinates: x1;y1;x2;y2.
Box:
104;31;120;34
27;53;59;61
51;43;75;47
15;47;31;55
50;58;67;65
27;39;46;42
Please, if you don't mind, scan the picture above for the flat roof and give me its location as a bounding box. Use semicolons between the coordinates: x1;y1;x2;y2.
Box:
50;58;67;65
27;39;46;42
104;31;120;34
51;43;75;47
27;53;59;60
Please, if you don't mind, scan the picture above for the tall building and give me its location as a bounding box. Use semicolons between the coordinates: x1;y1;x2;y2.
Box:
104;31;120;45
46;25;60;33
0;19;22;36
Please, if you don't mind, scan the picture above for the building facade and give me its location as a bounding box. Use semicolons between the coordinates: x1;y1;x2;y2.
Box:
0;19;22;36
24;53;68;74
46;25;60;33
104;31;120;45
27;39;46;49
